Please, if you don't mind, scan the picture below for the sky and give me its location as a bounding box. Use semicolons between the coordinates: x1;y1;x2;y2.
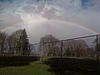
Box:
0;0;100;43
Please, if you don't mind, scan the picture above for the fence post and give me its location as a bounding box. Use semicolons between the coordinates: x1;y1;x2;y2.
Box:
60;40;63;58
40;43;42;62
96;35;99;72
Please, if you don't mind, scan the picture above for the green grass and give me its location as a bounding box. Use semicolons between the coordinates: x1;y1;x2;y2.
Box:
0;61;54;75
0;57;99;75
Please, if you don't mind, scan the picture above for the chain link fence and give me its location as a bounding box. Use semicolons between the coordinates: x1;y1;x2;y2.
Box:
32;34;100;59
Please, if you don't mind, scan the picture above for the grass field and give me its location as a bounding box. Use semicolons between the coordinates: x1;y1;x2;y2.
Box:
0;61;54;75
0;57;100;75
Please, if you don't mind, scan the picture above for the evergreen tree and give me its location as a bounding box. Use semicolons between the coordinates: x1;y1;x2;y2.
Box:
21;29;30;56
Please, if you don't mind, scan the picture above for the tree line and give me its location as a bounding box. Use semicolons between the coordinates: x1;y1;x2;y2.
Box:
40;35;97;57
0;29;99;57
0;29;30;56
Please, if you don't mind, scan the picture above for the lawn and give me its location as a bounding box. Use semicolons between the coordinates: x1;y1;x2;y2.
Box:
0;57;100;75
0;61;54;75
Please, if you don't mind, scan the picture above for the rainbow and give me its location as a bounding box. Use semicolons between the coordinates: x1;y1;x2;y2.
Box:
49;19;98;34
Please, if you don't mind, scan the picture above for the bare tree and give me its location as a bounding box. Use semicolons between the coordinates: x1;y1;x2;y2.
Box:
6;29;30;56
7;34;17;55
40;34;60;57
0;31;7;55
63;39;88;57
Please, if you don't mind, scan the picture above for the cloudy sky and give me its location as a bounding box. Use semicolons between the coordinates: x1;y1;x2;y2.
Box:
0;0;100;43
